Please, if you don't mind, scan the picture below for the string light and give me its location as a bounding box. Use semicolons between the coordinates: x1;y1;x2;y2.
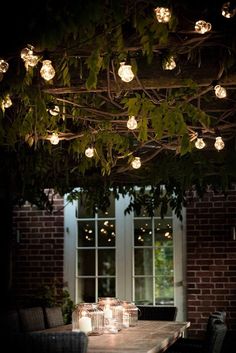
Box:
20;45;39;69
195;20;212;34
1;95;12;109
49;105;60;116
195;137;206;149
0;59;9;73
214;136;225;151
222;2;236;18
214;85;227;98
127;116;138;130
50;132;60;145
162;56;176;70
40;60;56;81
85;147;95;158
131;157;141;169
118;62;134;82
154;7;171;23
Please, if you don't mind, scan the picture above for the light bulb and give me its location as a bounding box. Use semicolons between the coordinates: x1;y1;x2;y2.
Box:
49;105;60;116
195;137;206;149
154;7;171;23
127;116;138;130
0;59;9;73
21;45;34;61
21;45;39;69
50;133;60;145
222;2;236;18
85;147;94;158
214;85;227;98
195;20;212;34
118;62;134;82
163;56;176;70
214;136;225;151
40;60;56;81
131;157;141;169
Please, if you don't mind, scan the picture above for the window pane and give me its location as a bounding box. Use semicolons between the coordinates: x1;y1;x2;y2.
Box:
78;249;95;276
134;249;153;275
98;249;115;275
77;199;95;218
154;244;173;274
155;276;174;305
98;220;116;246
134;277;153;305
78;221;95;247
98;278;115;297
134;219;152;246
154;219;172;241
77;278;95;302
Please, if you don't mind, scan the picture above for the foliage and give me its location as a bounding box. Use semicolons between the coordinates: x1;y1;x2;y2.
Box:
61;289;75;325
0;0;236;217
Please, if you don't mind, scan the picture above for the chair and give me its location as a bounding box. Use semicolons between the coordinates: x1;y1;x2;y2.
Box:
45;307;64;328
5;331;88;353
165;311;227;353
19;306;46;332
137;305;177;321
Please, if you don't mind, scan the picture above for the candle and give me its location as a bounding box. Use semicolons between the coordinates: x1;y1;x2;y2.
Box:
104;306;113;319
79;316;92;334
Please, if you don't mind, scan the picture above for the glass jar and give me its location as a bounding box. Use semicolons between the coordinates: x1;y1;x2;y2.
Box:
72;303;104;335
121;301;139;327
98;297;123;333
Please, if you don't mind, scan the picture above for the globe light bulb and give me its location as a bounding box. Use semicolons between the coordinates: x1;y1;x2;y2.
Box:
214;136;225;151
118;62;134;82
214;85;227;98
0;59;9;73
85;147;95;158
21;45;39;69
163;56;176;70
195;137;206;149
2;95;12;109
40;60;56;81
49;105;60;116
195;20;212;34
50;132;60;145
21;45;34;61
222;2;236;18
154;7;171;23
127;116;138;130
131;157;141;169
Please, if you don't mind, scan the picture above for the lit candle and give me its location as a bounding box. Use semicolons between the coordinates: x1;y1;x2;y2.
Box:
79;316;92;334
104;305;113;319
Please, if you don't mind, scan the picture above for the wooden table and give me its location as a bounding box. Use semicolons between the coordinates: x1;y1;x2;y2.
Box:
42;320;190;353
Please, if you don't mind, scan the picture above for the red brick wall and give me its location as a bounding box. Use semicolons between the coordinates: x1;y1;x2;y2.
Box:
186;188;236;337
11;194;64;307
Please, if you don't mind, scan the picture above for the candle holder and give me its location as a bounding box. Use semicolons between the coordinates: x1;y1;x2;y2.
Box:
72;303;104;335
98;297;123;333
121;301;139;327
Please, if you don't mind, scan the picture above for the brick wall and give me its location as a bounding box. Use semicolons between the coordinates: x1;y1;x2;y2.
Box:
11;194;64;307
186;188;236;337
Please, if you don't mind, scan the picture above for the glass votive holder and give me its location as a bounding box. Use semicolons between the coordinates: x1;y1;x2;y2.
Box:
121;301;139;327
72;303;104;335
98;297;123;333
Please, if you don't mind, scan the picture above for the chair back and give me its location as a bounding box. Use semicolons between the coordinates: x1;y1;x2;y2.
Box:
137;305;177;321
19;307;45;332
45;307;64;328
205;318;227;353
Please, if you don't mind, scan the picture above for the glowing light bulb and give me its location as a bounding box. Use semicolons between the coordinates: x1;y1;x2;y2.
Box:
195;20;212;34
214;85;227;98
195;137;206;149
118;62;134;82
222;2;236;18
50;133;60;145
40;60;55;81
2;95;12;109
0;59;9;73
127;116;138;130
85;147;94;158
154;7;171;23
163;56;176;70
49;105;60;116
21;45;39;69
131;157;141;169
214;136;225;151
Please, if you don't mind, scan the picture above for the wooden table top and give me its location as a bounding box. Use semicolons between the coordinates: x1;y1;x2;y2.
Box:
42;320;190;353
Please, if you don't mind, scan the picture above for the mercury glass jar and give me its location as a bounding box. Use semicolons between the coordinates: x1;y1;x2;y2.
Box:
121;301;139;327
98;297;123;333
72;303;104;335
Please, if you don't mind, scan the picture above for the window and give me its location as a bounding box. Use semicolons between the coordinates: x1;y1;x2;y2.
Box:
64;192;186;320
